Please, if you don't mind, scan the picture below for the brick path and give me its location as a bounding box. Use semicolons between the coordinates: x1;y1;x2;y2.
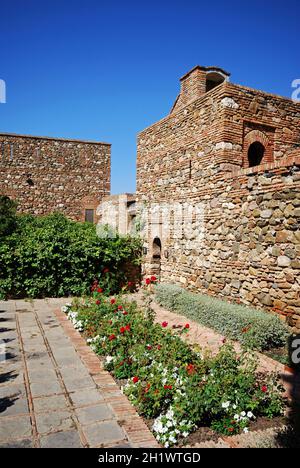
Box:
0;299;157;448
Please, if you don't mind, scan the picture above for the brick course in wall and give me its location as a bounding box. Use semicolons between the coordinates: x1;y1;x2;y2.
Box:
137;66;300;330
0;133;111;221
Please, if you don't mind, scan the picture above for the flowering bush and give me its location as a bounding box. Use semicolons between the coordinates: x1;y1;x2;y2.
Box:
63;289;285;447
0;212;142;299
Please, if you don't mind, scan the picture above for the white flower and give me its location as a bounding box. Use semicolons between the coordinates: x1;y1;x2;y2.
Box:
106;356;114;364
243;428;249;433
241;411;246;417
182;431;189;438
222;401;230;409
247;411;254;419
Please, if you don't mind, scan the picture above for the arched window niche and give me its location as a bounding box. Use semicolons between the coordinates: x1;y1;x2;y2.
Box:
248;141;265;167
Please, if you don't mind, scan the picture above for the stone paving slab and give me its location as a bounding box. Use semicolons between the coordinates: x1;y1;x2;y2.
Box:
0;299;158;448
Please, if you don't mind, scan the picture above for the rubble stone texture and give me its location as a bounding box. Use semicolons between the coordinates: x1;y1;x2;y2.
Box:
0;133;111;222
137;65;300;331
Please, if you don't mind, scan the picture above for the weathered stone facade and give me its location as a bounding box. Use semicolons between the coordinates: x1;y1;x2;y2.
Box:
137;66;300;330
97;193;136;235
0;133;111;222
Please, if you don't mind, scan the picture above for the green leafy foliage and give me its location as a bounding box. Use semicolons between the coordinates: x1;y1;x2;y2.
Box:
154;284;289;351
0;212;141;299
0;195;17;237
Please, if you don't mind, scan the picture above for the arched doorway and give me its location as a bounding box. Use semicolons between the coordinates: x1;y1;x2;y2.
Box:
151;237;161;276
248;141;265;167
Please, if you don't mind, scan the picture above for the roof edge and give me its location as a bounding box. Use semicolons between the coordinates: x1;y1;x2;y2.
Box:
0;132;111;146
180;65;231;81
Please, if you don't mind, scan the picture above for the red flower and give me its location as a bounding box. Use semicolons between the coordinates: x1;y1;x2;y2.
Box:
125;325;131;331
150;276;157;282
132;376;139;384
110;298;116;305
157;345;162;350
164;385;172;390
128;281;134;287
162;321;168;328
261;385;268;393
109;334;116;341
103;268;109;274
186;363;196;375
97;288;103;293
120;327;126;334
185;323;190;329
123;311;128;316
118;305;123;310
228;427;234;433
96;300;101;305
146;344;152;350
145;278;151;285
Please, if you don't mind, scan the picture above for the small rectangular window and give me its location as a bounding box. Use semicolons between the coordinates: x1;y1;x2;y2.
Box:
85;209;94;223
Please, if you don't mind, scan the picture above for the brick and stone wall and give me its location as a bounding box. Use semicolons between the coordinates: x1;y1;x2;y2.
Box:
137;66;300;330
0;133;111;221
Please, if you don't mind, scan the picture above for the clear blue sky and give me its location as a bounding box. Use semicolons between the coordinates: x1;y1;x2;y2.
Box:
0;0;298;193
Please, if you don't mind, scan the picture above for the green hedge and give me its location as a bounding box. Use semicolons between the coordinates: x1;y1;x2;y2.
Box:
0;195;17;237
0;212;141;299
154;284;289;350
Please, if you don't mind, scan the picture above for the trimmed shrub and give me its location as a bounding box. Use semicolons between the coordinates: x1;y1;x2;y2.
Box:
0;212;141;299
154;284;289;350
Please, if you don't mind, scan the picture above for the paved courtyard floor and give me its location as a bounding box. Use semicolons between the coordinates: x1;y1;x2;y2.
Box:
0;298;157;448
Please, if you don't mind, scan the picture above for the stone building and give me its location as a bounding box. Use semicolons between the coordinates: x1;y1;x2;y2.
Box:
0;132;111;222
96;193;137;235
137;65;300;329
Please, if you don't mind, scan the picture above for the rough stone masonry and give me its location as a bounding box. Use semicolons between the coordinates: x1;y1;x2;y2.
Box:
137;65;300;331
0;133;111;222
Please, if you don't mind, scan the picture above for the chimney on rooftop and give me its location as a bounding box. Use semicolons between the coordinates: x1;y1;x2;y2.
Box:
171;65;231;113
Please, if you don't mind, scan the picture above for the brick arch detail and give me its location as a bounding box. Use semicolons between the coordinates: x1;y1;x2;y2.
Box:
243;130;274;168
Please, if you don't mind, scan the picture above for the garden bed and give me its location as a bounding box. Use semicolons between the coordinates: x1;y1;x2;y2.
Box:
62;280;288;448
